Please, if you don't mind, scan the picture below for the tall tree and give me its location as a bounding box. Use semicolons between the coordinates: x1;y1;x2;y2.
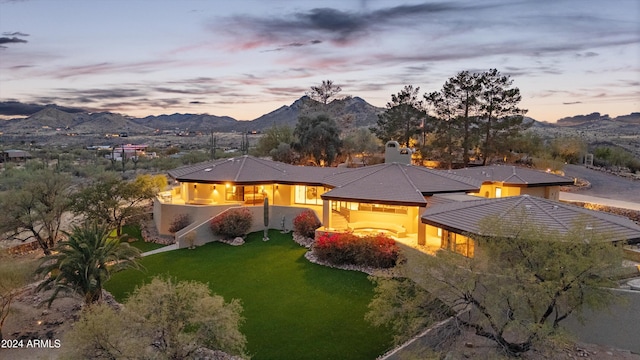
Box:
72;173;166;236
0;169;73;255
307;79;342;105
426;71;482;167
424;90;461;169
36;222;141;306
371;85;426;147
477;69;528;165
304;80;355;133
372;214;624;357
293;113;342;166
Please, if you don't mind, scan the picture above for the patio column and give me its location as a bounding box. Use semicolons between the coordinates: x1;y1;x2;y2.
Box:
323;200;332;229
417;206;426;246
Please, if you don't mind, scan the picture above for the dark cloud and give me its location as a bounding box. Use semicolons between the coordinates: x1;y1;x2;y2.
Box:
189;101;205;104
0;37;27;44
0;101;85;116
563;101;583;105
2;31;29;37
217;2;493;48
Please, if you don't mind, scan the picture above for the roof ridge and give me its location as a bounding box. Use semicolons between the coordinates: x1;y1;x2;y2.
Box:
397;164;422;196
329;163;387;188
503;172;528;183
528;197;572;231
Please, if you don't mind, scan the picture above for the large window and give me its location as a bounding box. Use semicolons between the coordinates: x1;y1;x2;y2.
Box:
225;185;244;201
441;230;475;258
294;185;323;205
358;203;408;215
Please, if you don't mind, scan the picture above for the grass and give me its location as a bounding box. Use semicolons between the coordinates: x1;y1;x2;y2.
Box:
105;230;394;360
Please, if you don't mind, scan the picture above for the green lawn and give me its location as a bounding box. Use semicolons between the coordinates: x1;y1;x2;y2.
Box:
105;230;394;360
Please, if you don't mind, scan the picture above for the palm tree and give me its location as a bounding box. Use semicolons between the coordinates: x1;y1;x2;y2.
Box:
37;223;142;306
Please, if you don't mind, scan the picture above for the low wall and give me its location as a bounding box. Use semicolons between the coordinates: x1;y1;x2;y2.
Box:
175;205;318;249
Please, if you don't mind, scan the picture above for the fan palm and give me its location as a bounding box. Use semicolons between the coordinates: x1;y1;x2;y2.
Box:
37;223;142;306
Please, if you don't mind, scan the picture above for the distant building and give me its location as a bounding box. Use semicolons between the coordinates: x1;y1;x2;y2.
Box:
1;149;32;162
107;144;150;161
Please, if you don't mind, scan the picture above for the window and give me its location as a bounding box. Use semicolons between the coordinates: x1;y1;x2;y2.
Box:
495;187;502;198
358;203;408;214
441;230;475;258
226;185;244;201
294;185;323;205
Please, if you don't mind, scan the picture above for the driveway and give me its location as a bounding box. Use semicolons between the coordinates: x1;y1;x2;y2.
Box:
561;164;640;206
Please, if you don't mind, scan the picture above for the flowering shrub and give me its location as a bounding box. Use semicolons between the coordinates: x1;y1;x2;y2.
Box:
168;213;191;234
293;210;321;238
313;231;399;268
210;208;253;238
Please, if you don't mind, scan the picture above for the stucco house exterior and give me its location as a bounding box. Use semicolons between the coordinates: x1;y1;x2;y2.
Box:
449;165;575;200
151;154;622;253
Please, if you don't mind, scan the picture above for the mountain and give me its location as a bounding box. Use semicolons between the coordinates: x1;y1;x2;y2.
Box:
0;107;153;134
0;98;636;137
244;96;309;131
244;96;383;131
131;113;238;132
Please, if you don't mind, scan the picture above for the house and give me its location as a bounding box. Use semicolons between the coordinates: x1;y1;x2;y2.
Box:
1;149;32;163
450;165;575;200
421;195;640;257
153;155;606;250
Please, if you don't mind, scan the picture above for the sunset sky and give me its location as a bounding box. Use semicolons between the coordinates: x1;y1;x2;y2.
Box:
0;0;638;122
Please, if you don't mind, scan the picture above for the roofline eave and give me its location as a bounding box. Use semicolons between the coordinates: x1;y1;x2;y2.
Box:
322;195;426;207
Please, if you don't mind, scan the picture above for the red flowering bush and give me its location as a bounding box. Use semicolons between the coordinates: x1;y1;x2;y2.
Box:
209;208;253;238
313;231;399;268
168;213;191;234
293;210;321;238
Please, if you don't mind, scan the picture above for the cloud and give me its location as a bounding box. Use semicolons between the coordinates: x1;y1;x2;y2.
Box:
2;31;29;37
215;2;495;50
0;37;27;45
563;101;582;105
47;60;178;79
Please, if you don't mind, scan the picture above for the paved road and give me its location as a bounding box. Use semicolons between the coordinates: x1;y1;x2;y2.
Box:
564;290;640;354
562;164;640;204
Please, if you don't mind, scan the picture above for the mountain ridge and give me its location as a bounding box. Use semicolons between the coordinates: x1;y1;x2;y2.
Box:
0;98;637;135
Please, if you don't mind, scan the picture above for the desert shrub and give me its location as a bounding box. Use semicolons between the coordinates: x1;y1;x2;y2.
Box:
293;210;321;238
210;208;253;238
314;232;399;268
168;213;191;234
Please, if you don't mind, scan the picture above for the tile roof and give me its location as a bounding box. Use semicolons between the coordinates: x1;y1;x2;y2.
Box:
321;163;481;206
168;155;340;185
421;195;640;242
451;165;575;186
168;156;482;206
427;193;482;208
